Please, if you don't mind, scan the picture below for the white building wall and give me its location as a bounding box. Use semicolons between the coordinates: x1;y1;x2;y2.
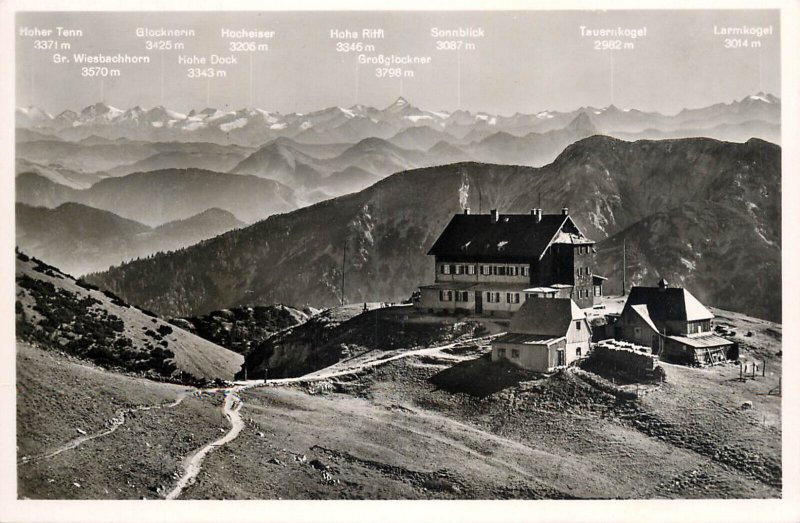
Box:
565;319;592;362
416;287;526;317
492;339;567;372
435;261;531;284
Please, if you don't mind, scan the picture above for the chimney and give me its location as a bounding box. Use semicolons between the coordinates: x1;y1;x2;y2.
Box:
658;278;669;291
561;207;569;216
463;207;470;215
531;208;542;223
490;209;499;224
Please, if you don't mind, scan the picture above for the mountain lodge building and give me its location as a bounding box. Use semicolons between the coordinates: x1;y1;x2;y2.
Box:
416;208;603;317
614;278;733;365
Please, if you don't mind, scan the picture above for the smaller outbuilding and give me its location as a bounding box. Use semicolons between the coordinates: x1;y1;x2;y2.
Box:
492;297;591;372
615;278;733;365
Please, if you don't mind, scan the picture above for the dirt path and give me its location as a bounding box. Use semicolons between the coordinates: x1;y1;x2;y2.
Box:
165;334;496;499
18;393;187;466
235;334;499;388
165;389;244;500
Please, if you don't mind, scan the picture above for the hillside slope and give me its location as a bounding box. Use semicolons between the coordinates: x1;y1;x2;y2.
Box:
595;201;781;321
16;251;243;381
171;304;311;357
88;136;780;320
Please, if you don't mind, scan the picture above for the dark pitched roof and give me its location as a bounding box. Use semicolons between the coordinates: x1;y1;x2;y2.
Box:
508;297;585;337
427;213;573;260
624;286;714;323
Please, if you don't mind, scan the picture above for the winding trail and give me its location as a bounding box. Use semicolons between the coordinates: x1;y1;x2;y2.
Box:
163;334;498;499
165;389;244;500
235;334;500;387
18;393;187;466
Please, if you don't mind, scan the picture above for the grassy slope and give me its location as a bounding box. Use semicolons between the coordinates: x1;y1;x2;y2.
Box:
16;254;243;381
17;307;780;500
183;308;780;500
17;343;229;500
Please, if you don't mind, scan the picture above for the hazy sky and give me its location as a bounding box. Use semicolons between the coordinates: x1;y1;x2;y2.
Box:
16;9;780;115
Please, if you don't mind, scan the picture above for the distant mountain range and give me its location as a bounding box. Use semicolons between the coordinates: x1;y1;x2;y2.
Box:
16;95;782;315
87;136;781;323
15;93;781;214
16;203;245;276
17;93;780;147
16;169;296;226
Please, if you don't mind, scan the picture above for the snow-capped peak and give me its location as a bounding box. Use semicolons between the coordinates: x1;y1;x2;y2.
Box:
744;92;777;104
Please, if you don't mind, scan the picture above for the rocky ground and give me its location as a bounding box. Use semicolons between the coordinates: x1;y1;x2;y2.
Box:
16;303;781;500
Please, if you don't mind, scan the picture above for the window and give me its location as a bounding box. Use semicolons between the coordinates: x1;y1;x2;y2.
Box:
576;347;582;358
455;265;462;275
479;265;486;275
439;290;453;302
455;291;469;302
576;321;581;330
442;264;450;275
498;348;506;358
498;266;506;276
511;349;520;358
506;293;520;304
449;264;456;274
522;266;529;277
467;265;475;275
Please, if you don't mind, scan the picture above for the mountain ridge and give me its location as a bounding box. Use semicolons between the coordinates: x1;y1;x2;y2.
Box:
87;136;780;321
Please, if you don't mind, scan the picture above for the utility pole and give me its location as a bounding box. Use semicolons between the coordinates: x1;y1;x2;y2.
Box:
478;186;483;214
341;239;347;306
622;239;627;296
